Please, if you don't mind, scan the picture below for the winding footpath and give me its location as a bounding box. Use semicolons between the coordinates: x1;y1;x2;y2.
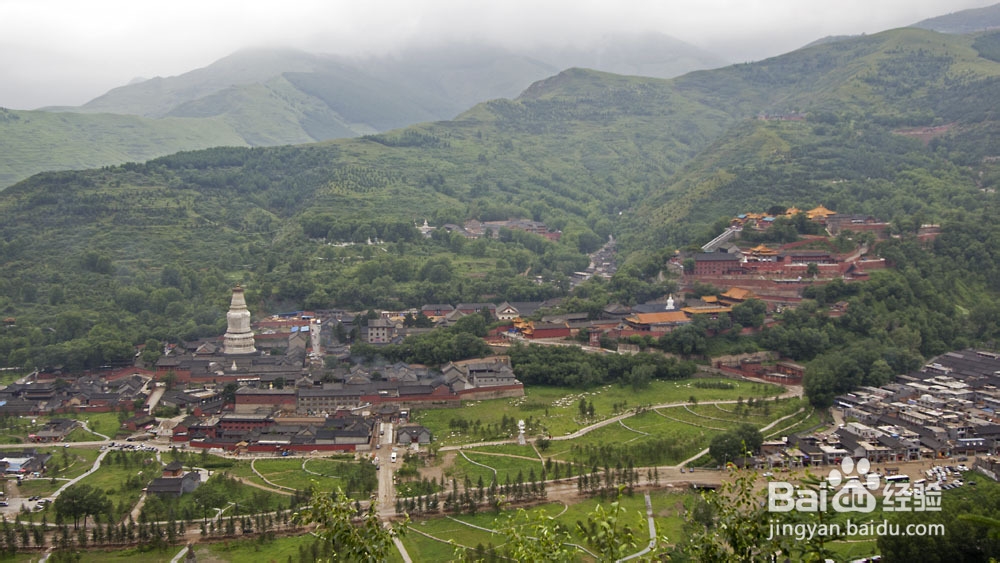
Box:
401;385;808;562
440;383;803;453
51;448;110;500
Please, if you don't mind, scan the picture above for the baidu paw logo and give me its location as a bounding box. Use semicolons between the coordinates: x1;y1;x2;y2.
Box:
827;457;879;513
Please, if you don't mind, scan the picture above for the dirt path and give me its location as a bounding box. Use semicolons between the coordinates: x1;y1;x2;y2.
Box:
438;383;804;453
417;404;811;488
232;476;293;496
250;457;296;492
458;451;542;462
415;451;454;485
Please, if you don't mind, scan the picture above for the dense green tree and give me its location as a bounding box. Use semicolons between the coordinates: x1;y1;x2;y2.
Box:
54;484;110;530
878;480;1000;561
294;488;406;563
708;424;763;466
731;299;767;328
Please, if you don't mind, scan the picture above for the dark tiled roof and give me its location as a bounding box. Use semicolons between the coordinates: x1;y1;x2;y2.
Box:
695;253;741;262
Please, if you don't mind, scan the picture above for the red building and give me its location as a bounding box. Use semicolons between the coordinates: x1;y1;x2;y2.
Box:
693;253;743;276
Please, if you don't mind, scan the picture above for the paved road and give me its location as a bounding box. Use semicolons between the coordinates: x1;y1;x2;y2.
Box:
377;422;396;518
1;446;112;518
52;448;110;498
145;386;166;413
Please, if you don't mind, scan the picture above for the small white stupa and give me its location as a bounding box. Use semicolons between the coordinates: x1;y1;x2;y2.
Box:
666;294;675;311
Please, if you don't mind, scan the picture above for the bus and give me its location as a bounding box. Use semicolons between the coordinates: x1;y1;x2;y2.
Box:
885;474;910;484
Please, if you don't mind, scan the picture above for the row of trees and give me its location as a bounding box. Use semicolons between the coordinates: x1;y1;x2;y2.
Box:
708;424;765;466
508;343;697;389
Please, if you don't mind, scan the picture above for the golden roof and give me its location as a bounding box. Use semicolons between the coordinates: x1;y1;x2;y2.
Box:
628;311;691;324
681;306;732;315
807;204;836;219
721;287;754;301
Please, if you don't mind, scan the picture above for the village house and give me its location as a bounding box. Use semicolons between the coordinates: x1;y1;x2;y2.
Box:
495;301;545;321
396;424;432;446
31;419;79;443
455;303;497;317
147;462;201;497
365;318;400;344
420;304;455;319
0;450;51;475
122;413;156;433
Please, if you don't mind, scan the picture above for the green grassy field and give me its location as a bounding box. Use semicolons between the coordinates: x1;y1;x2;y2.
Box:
540;399;808;467
0;411;125;445
65;426;103;442
415;378;784;447
69;450;157;520
249;458;315;492
191;534;318;563
447;451;545;486
76;546;179;563
50;525;399;562
403;489;699;560
463;443;540;458
222;456;376;499
12;446;103;498
73;412;129;439
0;415;38;444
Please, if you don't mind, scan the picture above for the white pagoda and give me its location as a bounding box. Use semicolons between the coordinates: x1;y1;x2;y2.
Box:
223;286;257;355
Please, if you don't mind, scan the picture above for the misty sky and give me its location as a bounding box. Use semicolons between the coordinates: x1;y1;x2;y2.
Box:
1;0;995;110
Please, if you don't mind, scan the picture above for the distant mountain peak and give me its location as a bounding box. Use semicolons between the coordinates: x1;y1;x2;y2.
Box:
912;3;1000;34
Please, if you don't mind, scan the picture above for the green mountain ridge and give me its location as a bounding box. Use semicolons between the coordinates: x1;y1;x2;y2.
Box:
0;37;724;190
0;108;248;189
627;27;1000;247
76;48;344;117
2;28;1000;370
913;2;1000;34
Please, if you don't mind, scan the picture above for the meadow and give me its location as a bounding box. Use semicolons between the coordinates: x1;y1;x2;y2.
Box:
415;378;784;447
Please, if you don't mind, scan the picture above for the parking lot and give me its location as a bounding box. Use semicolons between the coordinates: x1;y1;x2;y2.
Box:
922;461;972;490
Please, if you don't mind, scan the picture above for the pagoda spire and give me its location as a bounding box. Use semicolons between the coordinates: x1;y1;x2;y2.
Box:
223;286;256;355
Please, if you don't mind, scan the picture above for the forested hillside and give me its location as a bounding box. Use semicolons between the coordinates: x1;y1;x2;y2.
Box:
1;37;723;191
1;28;1000;379
0;108;248;189
629;27;1000;247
